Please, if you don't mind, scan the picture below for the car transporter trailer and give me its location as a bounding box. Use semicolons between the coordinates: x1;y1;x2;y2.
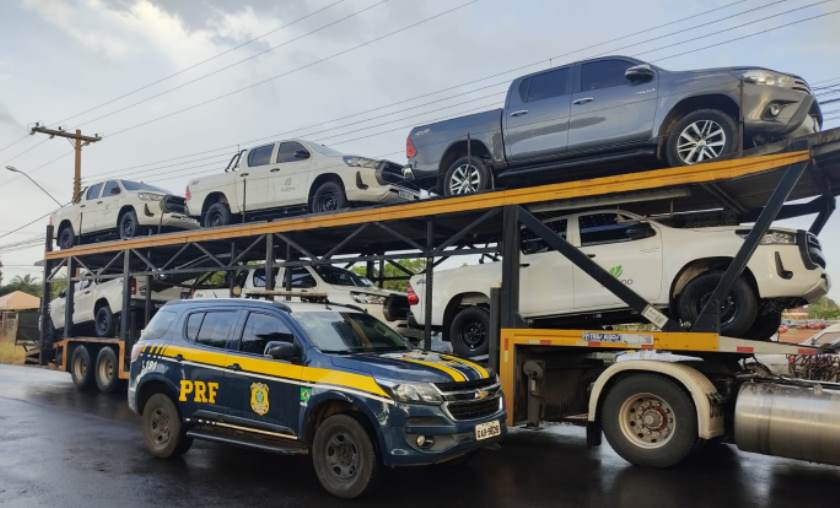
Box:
33;129;840;467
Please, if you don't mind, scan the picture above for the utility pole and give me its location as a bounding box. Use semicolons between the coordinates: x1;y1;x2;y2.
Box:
30;123;102;203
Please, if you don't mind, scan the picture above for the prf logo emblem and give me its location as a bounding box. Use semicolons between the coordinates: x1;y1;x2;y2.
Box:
179;380;218;404
250;382;270;415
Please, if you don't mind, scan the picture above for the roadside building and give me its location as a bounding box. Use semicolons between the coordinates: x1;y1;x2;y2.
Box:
0;291;40;338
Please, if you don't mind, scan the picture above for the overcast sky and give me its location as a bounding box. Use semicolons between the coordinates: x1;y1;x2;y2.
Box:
0;0;839;298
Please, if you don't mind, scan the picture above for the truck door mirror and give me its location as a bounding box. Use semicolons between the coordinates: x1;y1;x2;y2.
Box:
625;64;654;82
264;339;300;362
625;223;655;241
294;149;310;160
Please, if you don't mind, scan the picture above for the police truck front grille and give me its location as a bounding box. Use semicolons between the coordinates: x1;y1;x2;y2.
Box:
446;397;500;421
435;377;495;393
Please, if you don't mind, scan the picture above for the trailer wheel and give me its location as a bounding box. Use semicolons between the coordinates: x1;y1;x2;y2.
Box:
443;155;491;196
95;346;120;393
94;304;115;338
312;414;381;499
70;345;95;390
665;109;736;166
143;393;192;458
449;306;490;358
676;271;757;337
602;374;698;468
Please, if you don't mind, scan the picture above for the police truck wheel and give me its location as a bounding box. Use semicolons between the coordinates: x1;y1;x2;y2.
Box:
677;271;757;337
310;181;347;213
312;414;381;499
95;346;119;393
70;345;95;390
57;225;75;249
442;155;491;196
143;393;192;458
665;109;736;167
94;304;115;338
203;201;232;228
449;306;490;358
602;374;698;468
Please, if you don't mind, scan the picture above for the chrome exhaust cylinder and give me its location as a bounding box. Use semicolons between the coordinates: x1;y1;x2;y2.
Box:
735;382;840;466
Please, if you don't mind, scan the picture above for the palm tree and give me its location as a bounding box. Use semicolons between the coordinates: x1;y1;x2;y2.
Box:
6;274;41;296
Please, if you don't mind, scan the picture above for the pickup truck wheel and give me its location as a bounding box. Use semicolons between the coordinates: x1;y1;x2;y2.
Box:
118;209;141;240
94;304;115;338
95;346;120;393
312;414;381;499
676;271;757;337
665;109;736;166
143;393;192;458
443;156;491;196
310;181;347;213
57;225;76;249
449;306;490;358
602;373;698;468
744;306;783;341
70;345;95;390
203;201;232;228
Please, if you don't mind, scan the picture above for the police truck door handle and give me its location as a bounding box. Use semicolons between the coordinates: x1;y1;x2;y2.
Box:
228;363;241;371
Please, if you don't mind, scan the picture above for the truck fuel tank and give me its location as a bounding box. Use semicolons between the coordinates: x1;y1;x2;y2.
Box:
735;381;840;466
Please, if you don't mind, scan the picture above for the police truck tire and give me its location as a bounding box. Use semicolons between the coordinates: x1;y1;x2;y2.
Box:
143;393;192;458
442;155;491;196
601;374;698;468
95;346;119;393
449;306;490;358
70;345;95;390
676;271;757;337
312;414;381;499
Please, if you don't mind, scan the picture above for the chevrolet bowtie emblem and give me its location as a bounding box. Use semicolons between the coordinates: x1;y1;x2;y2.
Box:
475;389;489;400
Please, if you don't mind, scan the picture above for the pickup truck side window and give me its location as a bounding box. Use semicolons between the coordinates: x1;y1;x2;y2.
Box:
521;219;567;254
193;310;238;349
580;59;634;91
276;142;309;163
85;183;103;200
252;268;280;288
289;267;317;288
522;67;570;102
140;309;179;341
102;180;121;197
247;145;274;167
579;213;655;246
239;312;294;355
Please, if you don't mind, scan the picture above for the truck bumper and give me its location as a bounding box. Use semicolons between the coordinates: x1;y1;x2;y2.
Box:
742;85;820;139
138;208;200;231
379;398;506;467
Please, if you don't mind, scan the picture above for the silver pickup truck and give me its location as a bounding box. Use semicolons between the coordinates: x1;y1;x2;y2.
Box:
405;55;822;196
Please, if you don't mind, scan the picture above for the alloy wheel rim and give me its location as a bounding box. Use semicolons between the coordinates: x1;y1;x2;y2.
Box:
317;191;338;211
618;392;676;449
699;292;737;326
122;216;136;238
677;120;726;164
325;431;360;480
449;164;481;195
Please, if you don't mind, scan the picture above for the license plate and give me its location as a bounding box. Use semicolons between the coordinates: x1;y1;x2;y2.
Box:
475;420;501;441
398;189;417;201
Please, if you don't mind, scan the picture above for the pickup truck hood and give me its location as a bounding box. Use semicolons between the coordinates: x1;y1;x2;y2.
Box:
328;350;489;384
669;65;804;82
687;224;797;235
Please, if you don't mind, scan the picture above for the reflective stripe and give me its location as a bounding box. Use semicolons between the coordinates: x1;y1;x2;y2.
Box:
442;354;490;378
398;357;467;382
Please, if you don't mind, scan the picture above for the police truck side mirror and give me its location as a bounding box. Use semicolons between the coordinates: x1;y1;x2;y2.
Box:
264;339;300;361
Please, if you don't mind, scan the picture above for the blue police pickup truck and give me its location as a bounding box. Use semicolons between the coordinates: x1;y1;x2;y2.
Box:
128;298;504;498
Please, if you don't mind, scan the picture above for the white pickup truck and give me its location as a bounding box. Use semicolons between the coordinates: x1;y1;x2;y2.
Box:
409;209;829;357
186;139;421;227
192;264;412;335
49;277;185;337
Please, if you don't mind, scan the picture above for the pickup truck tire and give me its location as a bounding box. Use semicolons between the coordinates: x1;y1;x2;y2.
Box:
95;346;120;393
203;201;232;228
143;393;192;458
665;109;736;167
312;414;381;499
676;271;757;337
118;209;141;240
57;224;75;249
443;156;491;196
310;181;347;213
70;345;95;390
94;304;116;338
449;306;490;357
744;306;783;341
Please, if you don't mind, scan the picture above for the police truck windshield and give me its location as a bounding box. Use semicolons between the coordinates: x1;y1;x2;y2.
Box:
296;311;409;354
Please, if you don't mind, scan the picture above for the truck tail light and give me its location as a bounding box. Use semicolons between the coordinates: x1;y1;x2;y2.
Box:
406;285;419;305
406;135;417;159
185;185;191;202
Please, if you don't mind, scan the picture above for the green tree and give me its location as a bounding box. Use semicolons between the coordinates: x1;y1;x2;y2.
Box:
352;259;426;292
808;296;840;319
3;274;42;297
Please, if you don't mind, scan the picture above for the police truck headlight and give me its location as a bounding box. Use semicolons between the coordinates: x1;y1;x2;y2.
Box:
736;229;797;245
138;192;165;201
380;381;443;404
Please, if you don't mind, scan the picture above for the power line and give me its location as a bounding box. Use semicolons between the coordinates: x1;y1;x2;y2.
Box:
50;0;349;127
0;133;32;154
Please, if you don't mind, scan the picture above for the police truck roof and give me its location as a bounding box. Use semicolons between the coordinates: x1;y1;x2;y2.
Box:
168;297;365;314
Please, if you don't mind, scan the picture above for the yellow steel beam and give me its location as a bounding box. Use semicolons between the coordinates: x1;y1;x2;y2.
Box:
45;150;810;260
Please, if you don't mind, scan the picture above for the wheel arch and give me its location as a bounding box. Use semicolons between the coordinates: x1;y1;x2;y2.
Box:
587;361;725;440
669;257;759;306
438;140;492;187
117;205;136;223
308;173;345;205
201;191;229;218
442;291;490;341
657;94;740;159
301;393;384;453
135;375;181;415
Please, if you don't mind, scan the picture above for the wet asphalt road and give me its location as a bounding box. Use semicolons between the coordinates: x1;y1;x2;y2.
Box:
1;364;839;508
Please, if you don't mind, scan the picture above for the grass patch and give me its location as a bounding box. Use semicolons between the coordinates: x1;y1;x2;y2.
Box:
0;336;26;364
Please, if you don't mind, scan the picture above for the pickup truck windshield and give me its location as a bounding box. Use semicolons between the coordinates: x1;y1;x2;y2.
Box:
296;311;409;354
314;265;374;287
121;181;169;193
